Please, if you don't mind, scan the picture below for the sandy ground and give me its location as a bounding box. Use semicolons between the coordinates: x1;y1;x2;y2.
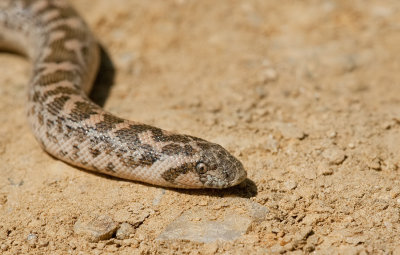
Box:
1;0;400;254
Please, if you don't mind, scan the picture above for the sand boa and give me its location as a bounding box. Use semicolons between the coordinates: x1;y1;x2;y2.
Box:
0;0;247;188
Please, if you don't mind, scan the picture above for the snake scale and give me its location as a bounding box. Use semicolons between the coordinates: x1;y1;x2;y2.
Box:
0;0;247;188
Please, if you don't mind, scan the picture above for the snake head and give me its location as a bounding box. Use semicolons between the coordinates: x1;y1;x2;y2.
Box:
194;142;247;188
161;140;247;189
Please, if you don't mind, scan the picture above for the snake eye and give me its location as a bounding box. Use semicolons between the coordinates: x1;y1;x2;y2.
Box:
196;162;208;174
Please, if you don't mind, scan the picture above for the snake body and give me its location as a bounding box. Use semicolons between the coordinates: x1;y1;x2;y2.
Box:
0;0;246;188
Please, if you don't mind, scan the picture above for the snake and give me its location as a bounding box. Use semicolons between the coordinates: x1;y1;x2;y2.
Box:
0;0;247;189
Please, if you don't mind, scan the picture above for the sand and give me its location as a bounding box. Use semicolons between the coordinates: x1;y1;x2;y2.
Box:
1;0;400;254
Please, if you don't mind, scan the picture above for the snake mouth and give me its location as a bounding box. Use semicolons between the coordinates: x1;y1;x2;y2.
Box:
233;168;247;186
200;168;247;189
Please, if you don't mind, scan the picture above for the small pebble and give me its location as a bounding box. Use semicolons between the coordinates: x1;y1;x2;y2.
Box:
248;201;269;222
97;242;106;250
269;243;285;253
198;199;209;206
303;169;317;180
116;223;135;240
207;103;222;113
295;226;313;242
368;158;381;171
259;68;278;83
327;130;337;138
202;242;219;254
284;180;297;190
322;147;346;165
264;135;279;153
0;244;9;252
255;107;269;117
38;240;49;248
342;55;358;73
157;208;252;242
255;85;268;99
318;163;333;175
382;120;394;130
0;194;7;205
394;246;400;255
243;114;253;123
277;123;306;139
69;240;77;249
27;233;37;242
74;215;118;242
106;244;119;252
390;187;400;198
27;233;38;248
152;189;166;206
348;143;355;149
223;119;237;128
302;214;322;225
114;203;151;227
346;235;367;245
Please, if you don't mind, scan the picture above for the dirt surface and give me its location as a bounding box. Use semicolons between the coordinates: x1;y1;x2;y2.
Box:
1;0;400;254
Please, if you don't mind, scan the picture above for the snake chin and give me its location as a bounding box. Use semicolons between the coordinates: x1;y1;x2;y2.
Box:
200;167;247;189
197;157;247;189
